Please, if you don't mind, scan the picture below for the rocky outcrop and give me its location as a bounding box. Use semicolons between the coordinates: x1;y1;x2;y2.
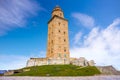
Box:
4;70;23;76
97;65;120;75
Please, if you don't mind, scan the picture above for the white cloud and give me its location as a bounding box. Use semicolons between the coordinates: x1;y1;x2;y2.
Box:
0;55;29;70
74;31;82;45
70;18;120;70
0;0;43;36
0;50;46;70
72;12;95;28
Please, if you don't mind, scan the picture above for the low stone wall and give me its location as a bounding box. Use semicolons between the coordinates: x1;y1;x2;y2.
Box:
26;58;70;67
26;57;95;67
4;71;14;76
26;58;47;67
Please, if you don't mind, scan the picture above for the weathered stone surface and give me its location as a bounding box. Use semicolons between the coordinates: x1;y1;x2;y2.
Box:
4;71;14;76
26;57;95;67
97;66;120;75
26;58;70;67
4;70;23;76
88;60;95;66
26;58;47;67
71;57;95;66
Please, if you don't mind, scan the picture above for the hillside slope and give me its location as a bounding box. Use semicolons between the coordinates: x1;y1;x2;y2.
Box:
12;65;100;76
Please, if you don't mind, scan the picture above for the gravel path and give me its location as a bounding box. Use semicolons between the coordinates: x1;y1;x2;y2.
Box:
0;76;120;80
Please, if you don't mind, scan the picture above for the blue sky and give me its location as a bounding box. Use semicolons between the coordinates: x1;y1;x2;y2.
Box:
0;0;120;70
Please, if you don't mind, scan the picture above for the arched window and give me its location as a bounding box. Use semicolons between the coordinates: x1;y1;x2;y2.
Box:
64;31;65;35
64;49;66;52
59;30;60;33
51;40;53;44
60;13;62;16
58;22;60;26
64;39;66;42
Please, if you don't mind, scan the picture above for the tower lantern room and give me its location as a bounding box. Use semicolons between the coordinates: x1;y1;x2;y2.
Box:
52;5;64;18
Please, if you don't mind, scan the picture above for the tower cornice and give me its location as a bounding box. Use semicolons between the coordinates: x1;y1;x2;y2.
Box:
48;15;68;24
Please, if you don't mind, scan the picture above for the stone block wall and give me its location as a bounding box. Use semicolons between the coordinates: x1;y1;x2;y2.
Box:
26;58;70;67
70;57;95;66
26;57;95;67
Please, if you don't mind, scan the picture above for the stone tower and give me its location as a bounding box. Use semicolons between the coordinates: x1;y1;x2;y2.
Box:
47;6;70;60
26;6;95;67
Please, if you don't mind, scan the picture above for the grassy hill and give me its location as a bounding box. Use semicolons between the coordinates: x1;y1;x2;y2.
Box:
12;65;101;76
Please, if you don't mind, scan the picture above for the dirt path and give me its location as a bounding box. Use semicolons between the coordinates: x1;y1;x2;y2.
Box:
0;76;120;80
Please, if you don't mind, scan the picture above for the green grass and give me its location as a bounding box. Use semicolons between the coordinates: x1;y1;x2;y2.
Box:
12;65;101;76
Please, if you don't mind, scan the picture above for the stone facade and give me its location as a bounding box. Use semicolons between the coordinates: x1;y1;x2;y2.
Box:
27;58;47;67
26;57;94;67
27;58;70;67
47;6;70;59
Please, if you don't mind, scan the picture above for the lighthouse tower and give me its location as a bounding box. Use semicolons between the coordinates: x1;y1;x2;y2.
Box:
47;6;70;61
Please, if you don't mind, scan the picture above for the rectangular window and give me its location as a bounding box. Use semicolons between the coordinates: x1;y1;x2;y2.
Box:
51;51;53;53
59;22;60;26
51;40;53;43
64;54;66;57
64;49;66;52
59;30;60;33
64;32;65;35
64;39;66;42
